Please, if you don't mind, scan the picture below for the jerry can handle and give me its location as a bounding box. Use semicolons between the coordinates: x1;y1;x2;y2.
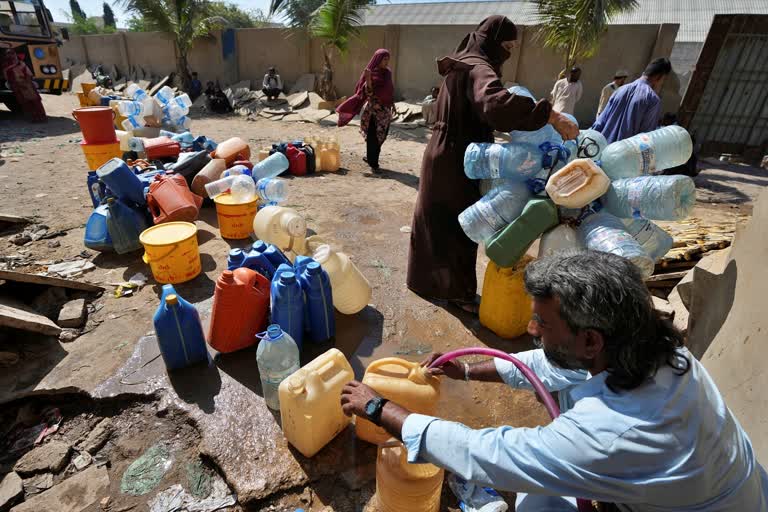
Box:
365;358;421;381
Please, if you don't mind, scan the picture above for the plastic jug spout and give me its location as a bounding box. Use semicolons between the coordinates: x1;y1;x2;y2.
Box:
281;213;306;238
409;364;434;385
285;373;307;396
220;270;235;283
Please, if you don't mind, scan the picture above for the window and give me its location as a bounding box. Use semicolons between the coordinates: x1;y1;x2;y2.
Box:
0;1;50;38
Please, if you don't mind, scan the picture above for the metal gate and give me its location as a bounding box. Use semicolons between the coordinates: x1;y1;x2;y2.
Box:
679;15;768;162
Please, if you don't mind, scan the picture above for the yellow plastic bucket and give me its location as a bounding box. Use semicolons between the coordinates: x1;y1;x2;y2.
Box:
139;222;201;284
81;82;97;94
80;141;121;171
479;256;534;339
214;193;258;239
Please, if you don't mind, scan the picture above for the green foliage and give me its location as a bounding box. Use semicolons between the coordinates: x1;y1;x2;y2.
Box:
69;15;101;34
103;2;117;27
536;0;639;69
310;0;366;55
69;0;86;20
126;15;148;31
278;0;323;29
206;2;271;28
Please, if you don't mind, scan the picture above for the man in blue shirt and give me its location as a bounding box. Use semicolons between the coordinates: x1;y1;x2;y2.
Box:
592;58;672;143
341;251;768;511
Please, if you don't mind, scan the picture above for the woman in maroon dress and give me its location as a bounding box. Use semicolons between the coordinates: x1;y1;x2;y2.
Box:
337;49;394;172
406;16;577;313
2;50;46;122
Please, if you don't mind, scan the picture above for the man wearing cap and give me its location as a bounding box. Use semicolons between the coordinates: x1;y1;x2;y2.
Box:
597;70;628;116
550;67;583;116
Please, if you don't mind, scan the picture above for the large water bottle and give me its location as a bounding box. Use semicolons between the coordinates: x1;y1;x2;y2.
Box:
464;142;544;180
602;175;696;221
165;103;189;122
169;93;192;110
252;152;290;180
173;116;191;131
155;85;175;105
256;178;287;203
117;101;144;117
222;164;252;178
599;126;693;179
458;182;531;244
126;84;149;102
121;116;143;131
448;474;508;512
575;129;608;160
256;324;300;410
622;218;674;261
578;211;655;278
128;137;145;152
229;175;256;202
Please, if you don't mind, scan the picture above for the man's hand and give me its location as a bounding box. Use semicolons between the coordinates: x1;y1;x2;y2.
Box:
549;110;579;140
341;381;380;417
421;353;465;380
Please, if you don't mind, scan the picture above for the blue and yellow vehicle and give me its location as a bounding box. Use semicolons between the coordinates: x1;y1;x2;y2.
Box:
1;0;67;111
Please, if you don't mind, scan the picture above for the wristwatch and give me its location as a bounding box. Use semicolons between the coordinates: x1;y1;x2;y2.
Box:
364;397;389;426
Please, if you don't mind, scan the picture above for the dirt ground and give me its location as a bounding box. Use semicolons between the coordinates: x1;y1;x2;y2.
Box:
1;93;766;511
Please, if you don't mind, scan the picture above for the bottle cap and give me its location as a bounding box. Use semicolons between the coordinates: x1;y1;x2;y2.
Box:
166;294;178;305
280;271;296;284
229;248;243;259
266;324;283;341
252;240;267;253
220;270;234;283
306;262;321;275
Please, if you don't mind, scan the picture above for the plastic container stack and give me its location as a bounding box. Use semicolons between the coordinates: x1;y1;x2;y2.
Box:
459;84;695;279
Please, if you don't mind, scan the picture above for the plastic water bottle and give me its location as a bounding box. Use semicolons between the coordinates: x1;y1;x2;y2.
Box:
173;116;191;131
117;100;144;117
622;218;674;261
448;475;508;512
598;125;693;179
256;178;287;204
172;132;195;149
602;175;696;221
169;93;192;109
458;182;531;244
511;124;563;148
121;116;143;131
230;175;256;202
155;85;175;105
128;137;145;152
575;129;608;160
464;142;544;180
126;84;149;102
252;152;290;180
256;324;300;410
578;211;655;278
222;164;252;178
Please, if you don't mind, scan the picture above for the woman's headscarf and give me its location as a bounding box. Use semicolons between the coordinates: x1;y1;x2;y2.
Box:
337;49;393;127
445;15;518;73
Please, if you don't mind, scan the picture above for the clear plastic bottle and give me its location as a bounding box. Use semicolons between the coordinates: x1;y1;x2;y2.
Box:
165;103;189;122
117;100;144;117
204;175;236;198
229;175;256;202
256;177;287;203
121;116;143;131
252;152;290;180
170;93;192;109
458;182;531;244
602;175;696;221
448;474;508;512
578;211;655;278
464;142;544;180
599;125;693;179
256;324;300;410
575;129;608;160
126;84;149;102
128;137;145;152
222;164;251;178
155;85;175;105
622;218;674;261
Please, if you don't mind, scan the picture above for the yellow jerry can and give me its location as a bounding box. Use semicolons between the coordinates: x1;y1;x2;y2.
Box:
479;256;534;339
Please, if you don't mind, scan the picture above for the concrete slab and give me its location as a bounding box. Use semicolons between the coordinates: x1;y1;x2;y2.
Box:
701;189;768;463
0;297;61;337
10;466;109;512
289;74;316;94
0;472;22;511
288;91;309;109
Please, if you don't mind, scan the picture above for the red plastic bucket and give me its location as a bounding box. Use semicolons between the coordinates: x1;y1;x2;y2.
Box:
72;107;117;144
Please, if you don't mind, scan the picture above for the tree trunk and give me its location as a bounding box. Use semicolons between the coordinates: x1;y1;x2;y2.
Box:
318;45;337;101
176;49;192;92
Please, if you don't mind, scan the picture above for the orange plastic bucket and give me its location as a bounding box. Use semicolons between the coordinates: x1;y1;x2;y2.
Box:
72;106;116;144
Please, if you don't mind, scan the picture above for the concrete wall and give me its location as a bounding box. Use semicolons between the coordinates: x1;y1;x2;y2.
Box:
60;22;679;122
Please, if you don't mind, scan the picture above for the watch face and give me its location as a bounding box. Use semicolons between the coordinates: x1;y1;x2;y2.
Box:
365;398;380;417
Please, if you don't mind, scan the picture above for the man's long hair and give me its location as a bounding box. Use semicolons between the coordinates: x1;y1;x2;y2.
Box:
524;250;689;391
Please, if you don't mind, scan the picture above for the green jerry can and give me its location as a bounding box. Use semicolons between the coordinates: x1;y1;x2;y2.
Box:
485;198;559;268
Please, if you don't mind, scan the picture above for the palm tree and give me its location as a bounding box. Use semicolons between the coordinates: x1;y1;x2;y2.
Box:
536;0;639;71
119;0;225;90
270;0;370;100
310;0;366;100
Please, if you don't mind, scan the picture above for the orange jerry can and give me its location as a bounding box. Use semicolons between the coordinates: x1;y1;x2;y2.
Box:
147;173;204;224
207;268;270;353
211;137;251;166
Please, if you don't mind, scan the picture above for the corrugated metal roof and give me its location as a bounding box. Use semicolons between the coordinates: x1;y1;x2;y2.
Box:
361;0;768;42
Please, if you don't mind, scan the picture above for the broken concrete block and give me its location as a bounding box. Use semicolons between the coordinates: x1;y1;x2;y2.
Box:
10;466;109;512
21;473;53;497
13;441;71;476
288;91;309;109
57;299;86;328
667;286;689;335
289;73;316;94
0;472;23;511
79;418;113;454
